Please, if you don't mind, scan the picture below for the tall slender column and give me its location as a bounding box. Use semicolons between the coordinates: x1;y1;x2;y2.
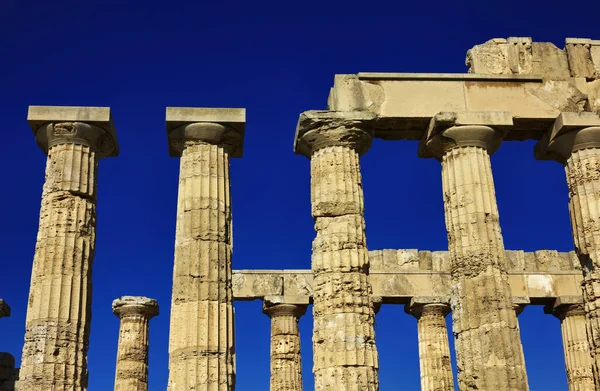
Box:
419;111;528;390
112;296;159;391
535;112;600;387
295;111;379;391
166;107;245;391
263;296;308;391
405;296;454;391
20;106;118;391
545;296;595;391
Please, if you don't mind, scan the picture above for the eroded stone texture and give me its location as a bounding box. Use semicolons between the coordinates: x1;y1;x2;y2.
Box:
166;108;245;391
420;112;529;390
263;297;308;391
296;111;379;391
536;112;600;387
112;296;159;391
546;297;595;391
406;297;454;391
566;39;598;80
20;107;118;391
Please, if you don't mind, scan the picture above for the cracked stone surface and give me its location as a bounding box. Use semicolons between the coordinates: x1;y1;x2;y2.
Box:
112;296;159;391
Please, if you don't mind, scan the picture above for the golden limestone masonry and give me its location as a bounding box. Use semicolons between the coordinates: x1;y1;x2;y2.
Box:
2;37;600;391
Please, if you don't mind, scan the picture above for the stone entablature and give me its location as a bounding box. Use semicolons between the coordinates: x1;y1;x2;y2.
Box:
233;250;583;303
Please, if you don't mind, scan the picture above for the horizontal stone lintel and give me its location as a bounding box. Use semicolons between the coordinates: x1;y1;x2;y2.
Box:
326;73;594;142
233;249;583;305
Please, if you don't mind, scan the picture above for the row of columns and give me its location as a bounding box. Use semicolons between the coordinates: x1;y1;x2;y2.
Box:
295;110;600;390
18;104;600;391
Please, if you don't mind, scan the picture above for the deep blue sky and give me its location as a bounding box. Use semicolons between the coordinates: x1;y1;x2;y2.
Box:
0;0;597;390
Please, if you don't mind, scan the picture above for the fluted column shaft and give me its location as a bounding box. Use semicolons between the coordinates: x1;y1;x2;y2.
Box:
552;303;596;391
168;143;234;390
565;147;600;386
310;145;379;390
113;297;158;391
263;303;307;391
20;108;117;391
407;301;454;391
442;143;527;390
21;142;98;391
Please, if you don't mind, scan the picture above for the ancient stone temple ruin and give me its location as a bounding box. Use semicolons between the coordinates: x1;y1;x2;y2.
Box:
1;37;600;391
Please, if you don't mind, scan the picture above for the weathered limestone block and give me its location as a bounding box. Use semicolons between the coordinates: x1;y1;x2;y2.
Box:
166;107;245;391
263;297;308;391
112;296;159;391
545;296;595;391
588;80;600;112
531;42;571;80
20;106;118;391
420;111;529;390
295;111;379;391
566;39;598;80
405;297;454;391
0;301;9;318
536;112;600;387
0;353;18;391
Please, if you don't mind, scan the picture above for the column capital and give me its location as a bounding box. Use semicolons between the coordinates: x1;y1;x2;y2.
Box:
112;296;159;320
294;110;375;158
405;296;451;318
512;296;530;316
0;299;10;318
535;112;600;163
372;296;383;314
419;111;513;160
166;107;246;158
263;295;309;318
27;106;119;158
544;295;585;320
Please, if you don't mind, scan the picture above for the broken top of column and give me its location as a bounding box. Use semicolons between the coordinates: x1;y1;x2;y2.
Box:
419;111;513;159
0;299;10;318
112;296;159;319
27;105;119;157
166;107;246;157
294;110;376;157
535;112;600;161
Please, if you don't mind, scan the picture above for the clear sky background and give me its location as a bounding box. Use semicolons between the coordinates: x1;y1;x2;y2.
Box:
0;0;597;390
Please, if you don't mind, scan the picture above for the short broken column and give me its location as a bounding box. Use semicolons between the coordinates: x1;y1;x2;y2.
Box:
112;296;159;391
405;296;454;391
0;353;18;391
166;107;245;391
20;106;118;391
262;296;309;391
420;111;529;390
295;111;379;391
545;296;595;391
535;112;600;386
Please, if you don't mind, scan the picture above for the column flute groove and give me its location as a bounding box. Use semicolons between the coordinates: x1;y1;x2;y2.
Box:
20;107;118;391
420;112;528;391
295;111;379;391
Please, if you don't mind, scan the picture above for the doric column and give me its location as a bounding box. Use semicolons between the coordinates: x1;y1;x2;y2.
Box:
166;107;245;391
295;110;379;391
405;296;454;391
545;296;595;391
535;112;600;386
419;111;529;390
262;296;308;391
0;300;9;319
112;296;159;391
20;106;118;391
